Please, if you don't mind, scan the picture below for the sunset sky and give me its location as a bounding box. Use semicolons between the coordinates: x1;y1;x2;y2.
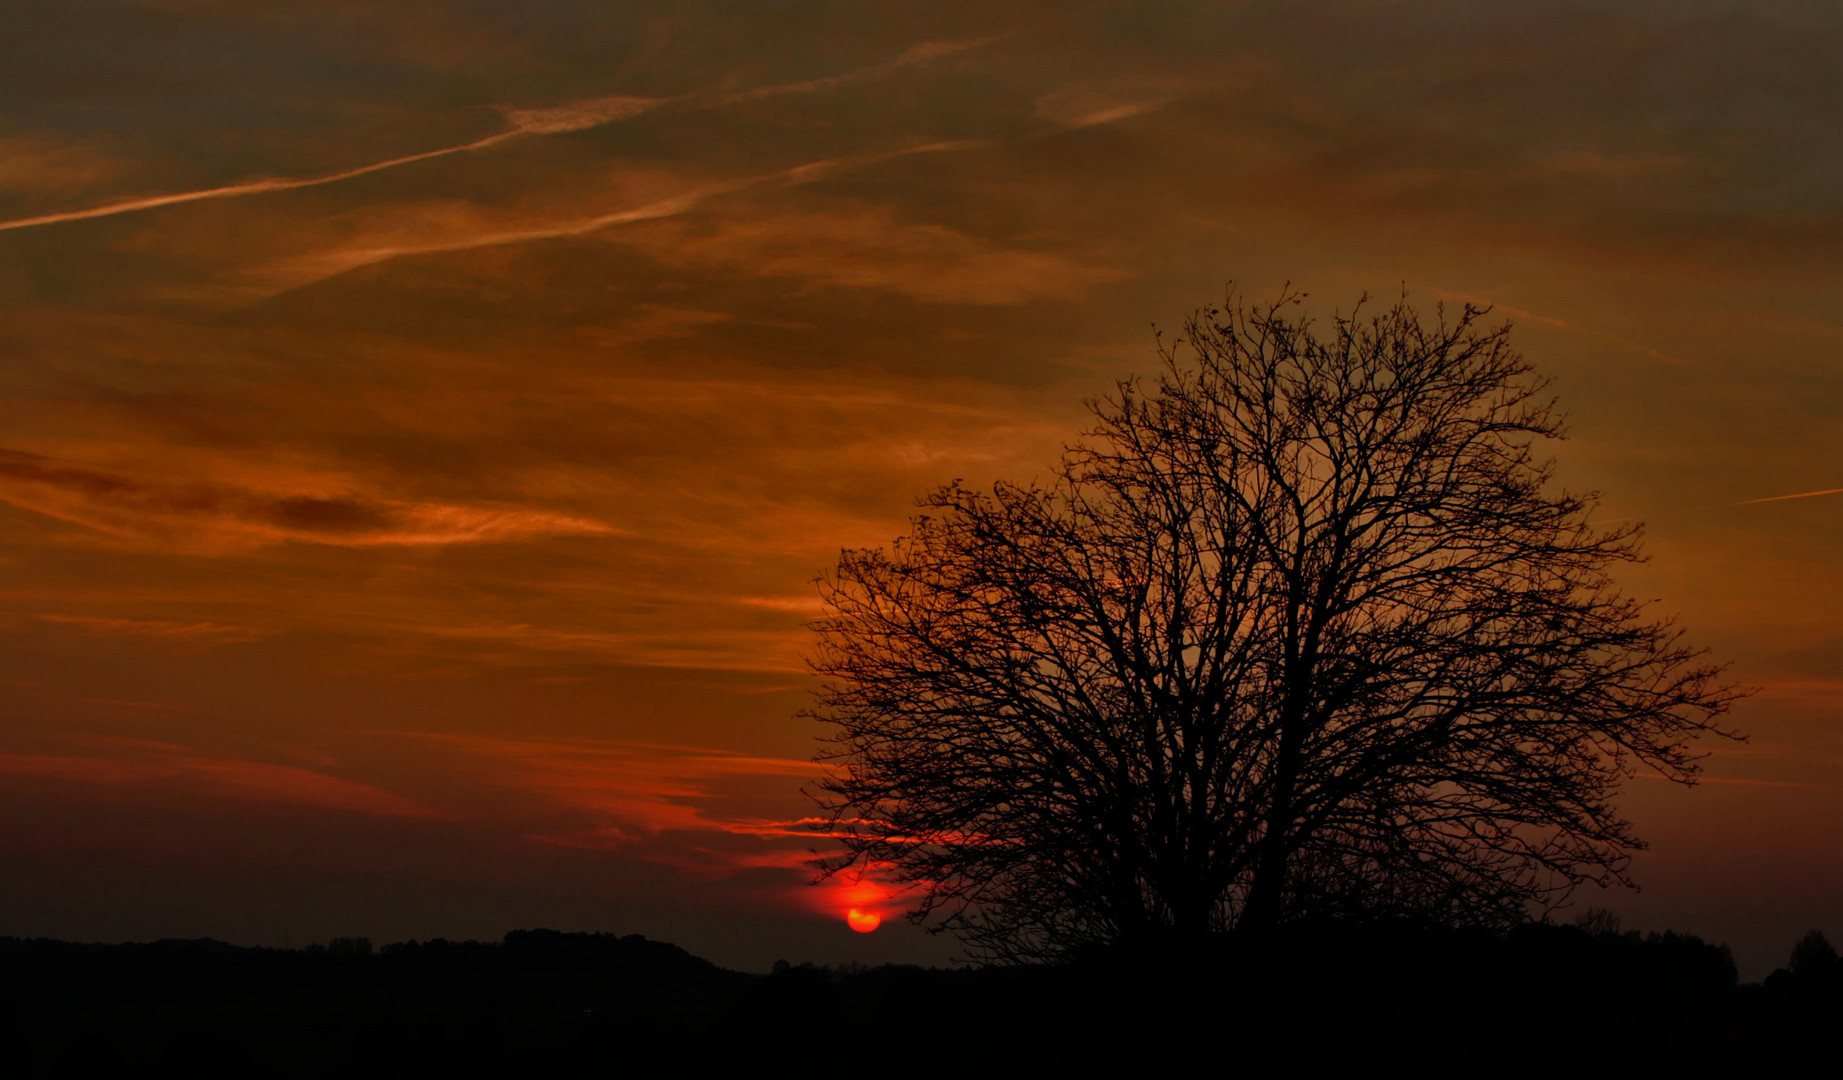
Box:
1;0;1838;976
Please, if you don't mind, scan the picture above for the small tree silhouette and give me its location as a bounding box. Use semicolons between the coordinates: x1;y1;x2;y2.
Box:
808;288;1743;963
1572;907;1625;938
1787;930;1837;981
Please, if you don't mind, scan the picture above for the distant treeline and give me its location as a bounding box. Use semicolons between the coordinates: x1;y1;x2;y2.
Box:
2;922;1837;1076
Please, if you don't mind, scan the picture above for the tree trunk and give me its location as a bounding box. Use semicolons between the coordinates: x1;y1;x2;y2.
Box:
1241;765;1295;933
1242;693;1306;933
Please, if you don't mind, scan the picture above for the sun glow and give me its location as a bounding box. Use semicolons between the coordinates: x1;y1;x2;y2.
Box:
822;870;899;933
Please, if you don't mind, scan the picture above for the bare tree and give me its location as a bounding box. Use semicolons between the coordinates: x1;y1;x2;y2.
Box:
807;289;1742;963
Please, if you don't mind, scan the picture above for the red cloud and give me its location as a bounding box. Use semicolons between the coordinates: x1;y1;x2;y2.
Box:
0;739;435;819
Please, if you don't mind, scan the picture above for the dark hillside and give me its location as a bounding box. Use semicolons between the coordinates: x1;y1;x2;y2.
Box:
0;930;751;1077
2;923;1836;1076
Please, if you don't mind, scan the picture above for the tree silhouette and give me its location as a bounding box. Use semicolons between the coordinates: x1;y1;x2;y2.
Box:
807;289;1743;963
1786;930;1838;982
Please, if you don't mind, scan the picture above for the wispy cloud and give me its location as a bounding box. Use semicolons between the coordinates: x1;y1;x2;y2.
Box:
393;732;865;905
391;732;821;840
0;739;435;818
621;204;1129;306
1417;285;1686;365
401;620;809;674
736;595;827;614
720;35;1003;103
1034;89;1177;131
0;137;121;194
0;447;616;551
266;182;749;284
32;613;268;642
1540;150;1689;178
496;95;663;135
255;140;997;292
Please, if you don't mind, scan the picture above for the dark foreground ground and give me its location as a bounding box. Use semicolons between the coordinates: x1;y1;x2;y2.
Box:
3;922;1838;1076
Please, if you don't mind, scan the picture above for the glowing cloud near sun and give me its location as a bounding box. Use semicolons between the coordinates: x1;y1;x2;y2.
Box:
818;869;899;933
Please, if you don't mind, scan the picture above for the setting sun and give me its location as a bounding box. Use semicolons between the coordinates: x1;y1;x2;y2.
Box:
830;873;895;933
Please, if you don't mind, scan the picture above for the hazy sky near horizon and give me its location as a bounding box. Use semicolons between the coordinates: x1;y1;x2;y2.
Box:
1;0;1839;974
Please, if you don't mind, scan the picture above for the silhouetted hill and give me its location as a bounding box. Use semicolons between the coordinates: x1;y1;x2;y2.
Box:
0;930;750;1077
2;923;1836;1076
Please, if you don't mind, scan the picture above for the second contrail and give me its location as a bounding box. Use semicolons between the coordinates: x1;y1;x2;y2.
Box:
1736;487;1843;505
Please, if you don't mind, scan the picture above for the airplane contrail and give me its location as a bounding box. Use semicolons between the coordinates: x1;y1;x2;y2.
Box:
0;37;998;235
1735;487;1843;505
0;95;668;234
0;130;524;233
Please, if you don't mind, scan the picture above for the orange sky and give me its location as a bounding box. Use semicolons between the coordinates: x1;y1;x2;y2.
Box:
1;1;1839;975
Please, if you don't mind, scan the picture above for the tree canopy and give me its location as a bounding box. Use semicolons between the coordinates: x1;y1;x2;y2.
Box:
807;289;1741;963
